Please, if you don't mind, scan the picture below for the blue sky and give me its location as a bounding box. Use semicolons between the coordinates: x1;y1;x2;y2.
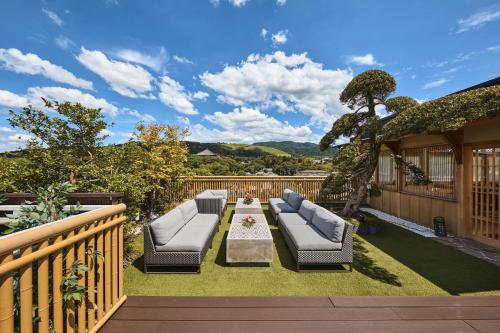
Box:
0;0;499;151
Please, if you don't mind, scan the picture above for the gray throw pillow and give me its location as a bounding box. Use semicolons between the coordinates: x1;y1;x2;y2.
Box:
149;208;185;245
311;208;346;243
298;200;317;222
282;188;293;201
287;192;304;210
178;199;198;224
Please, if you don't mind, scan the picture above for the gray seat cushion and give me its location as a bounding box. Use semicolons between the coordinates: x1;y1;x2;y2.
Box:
311;208;346;243
287;192;304;210
186;213;219;230
286;225;342;251
298;200;317;222
149;208;185;246
278;213;309;230
210;189;228;199
269;198;296;215
155;224;213;252
282;188;294;201
178;199;198;224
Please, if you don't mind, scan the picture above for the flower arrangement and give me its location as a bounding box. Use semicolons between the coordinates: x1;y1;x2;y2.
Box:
242;215;256;228
243;193;254;205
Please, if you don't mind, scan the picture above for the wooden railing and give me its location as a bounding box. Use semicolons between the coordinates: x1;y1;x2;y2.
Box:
174;176;349;203
1;192;124;205
0;204;127;333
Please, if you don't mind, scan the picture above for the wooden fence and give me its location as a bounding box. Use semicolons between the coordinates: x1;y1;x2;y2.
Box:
0;204;127;333
1;192;124;205
174;176;350;203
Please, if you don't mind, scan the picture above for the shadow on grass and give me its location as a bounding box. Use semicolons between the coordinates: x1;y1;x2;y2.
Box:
360;216;500;295
353;238;401;286
132;254;144;272
270;229;297;272
215;231;229;267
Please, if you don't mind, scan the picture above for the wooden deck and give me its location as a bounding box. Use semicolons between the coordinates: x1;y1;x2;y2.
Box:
100;296;500;332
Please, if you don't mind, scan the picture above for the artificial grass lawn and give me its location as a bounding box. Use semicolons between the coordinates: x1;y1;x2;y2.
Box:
124;207;500;296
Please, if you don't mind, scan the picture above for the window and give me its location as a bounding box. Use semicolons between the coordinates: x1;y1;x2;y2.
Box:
402;145;456;200
377;150;397;189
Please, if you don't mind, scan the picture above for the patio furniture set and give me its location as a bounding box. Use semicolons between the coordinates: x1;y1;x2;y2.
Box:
144;188;354;273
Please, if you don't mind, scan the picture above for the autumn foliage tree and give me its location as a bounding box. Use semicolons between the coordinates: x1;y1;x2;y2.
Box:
132;123;192;219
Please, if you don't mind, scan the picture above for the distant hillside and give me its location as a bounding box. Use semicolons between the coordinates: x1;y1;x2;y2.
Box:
254;141;337;157
185;141;289;157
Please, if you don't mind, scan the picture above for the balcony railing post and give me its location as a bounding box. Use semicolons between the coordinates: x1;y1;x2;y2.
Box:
0;204;127;333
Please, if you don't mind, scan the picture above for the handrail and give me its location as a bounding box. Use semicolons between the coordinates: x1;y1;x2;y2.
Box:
0;203;126;254
0;204;127;333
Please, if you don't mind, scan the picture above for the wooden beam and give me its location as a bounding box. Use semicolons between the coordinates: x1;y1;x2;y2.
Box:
383;141;401;155
442;130;464;164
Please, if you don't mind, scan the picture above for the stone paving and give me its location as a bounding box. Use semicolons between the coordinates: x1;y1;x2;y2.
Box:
433;235;500;267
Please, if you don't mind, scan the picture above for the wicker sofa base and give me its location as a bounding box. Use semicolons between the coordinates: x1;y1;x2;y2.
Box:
278;218;353;272
144;221;218;274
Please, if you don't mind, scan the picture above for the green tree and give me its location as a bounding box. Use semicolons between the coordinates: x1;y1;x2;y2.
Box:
320;70;500;217
8;99;108;185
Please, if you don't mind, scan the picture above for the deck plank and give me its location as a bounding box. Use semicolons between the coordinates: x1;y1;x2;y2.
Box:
124;296;333;308
331;296;500;307
99;296;500;332
100;320;478;333
465;320;500;333
392;306;500;320
111;306;399;321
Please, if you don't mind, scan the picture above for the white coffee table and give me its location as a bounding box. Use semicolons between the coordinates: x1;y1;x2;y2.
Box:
234;198;262;214
226;214;273;264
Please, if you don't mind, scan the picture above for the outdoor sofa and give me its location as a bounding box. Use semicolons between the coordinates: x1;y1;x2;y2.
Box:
144;198;220;273
272;189;354;272
195;189;228;221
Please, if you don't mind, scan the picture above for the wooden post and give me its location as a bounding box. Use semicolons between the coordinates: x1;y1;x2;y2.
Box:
65;231;76;333
19;246;33;333
0;254;14;333
38;240;50;333
52;235;64;333
77;228;87;333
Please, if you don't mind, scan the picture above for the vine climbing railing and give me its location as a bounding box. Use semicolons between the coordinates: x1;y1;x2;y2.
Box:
0;204;127;333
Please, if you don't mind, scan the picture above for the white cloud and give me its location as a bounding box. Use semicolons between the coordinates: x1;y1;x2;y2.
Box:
42;9;63;27
228;0;249;6
276;0;286;6
0;89;29;108
271;30;288;46
190;91;209;101
210;0;249;7
27;86;120;116
0;132;33;152
123;108;156;122
112;47;168;72
158;76;198;115
100;129;114;137
173;55;193;64
0;87;119;116
0;48;93;90
77;47;154;98
200;51;353;125
260;28;268;39
54;35;76;50
0;126;15;133
346;53;384;66
487;45;500;52
423;78;449;90
456;9;500;33
186;107;313;143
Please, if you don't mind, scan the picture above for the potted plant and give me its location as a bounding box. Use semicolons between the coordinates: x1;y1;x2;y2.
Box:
242;215;256;228
243;193;254;205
